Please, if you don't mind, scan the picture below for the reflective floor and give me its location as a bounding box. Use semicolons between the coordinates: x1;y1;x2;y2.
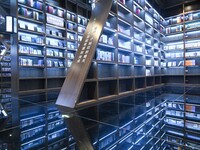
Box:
0;85;200;150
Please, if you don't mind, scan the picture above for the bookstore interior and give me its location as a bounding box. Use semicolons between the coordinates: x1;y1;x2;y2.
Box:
0;0;200;149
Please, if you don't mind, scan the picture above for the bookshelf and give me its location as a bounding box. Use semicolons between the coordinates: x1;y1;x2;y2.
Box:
0;0;12;128
163;86;200;150
11;0;91;101
163;8;200;85
56;0;167;108
0;36;11;127
8;0;169;110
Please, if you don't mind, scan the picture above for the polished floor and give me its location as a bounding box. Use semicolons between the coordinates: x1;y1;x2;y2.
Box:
0;85;200;150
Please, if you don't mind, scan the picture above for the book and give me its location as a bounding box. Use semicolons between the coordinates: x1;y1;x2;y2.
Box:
185;60;195;66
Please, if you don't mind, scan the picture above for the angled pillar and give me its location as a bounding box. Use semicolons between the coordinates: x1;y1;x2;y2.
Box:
56;0;113;108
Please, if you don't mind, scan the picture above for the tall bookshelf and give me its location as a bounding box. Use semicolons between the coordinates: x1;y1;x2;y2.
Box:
162;3;200;149
163;8;200;85
62;0;167;107
0;0;12;130
11;0;91;102
10;0;167;108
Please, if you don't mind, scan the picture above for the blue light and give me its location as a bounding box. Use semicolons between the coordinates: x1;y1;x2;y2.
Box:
99;130;117;141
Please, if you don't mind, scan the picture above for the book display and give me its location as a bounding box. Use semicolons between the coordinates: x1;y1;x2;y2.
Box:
1;0;199;149
163;8;200;84
0;0;12;130
11;0;90;99
11;0;168;109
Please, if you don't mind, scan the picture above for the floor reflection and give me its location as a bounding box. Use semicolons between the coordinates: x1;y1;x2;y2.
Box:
0;85;200;150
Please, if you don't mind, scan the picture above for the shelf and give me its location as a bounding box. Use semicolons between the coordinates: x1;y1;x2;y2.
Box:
18;28;44;36
19;65;44;68
98;42;115;49
19;53;44;58
46;23;65;31
18;16;44;24
46;34;66;40
18;41;44;47
46;45;66;50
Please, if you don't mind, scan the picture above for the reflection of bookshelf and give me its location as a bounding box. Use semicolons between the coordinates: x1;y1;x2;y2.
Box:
0;37;11;127
164;89;200;149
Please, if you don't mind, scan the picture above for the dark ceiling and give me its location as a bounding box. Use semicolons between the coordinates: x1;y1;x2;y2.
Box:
148;0;200;17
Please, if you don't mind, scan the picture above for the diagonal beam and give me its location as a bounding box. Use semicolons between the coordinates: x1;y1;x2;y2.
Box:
56;0;113;108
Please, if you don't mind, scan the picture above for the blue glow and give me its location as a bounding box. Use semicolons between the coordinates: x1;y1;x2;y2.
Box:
135;135;145;144
119;120;133;129
128;145;134;150
99;130;117;141
134;14;144;22
119;133;133;144
21;136;45;146
110;145;117;150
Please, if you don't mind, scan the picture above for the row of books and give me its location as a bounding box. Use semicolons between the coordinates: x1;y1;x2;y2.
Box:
96;49;114;62
18;21;43;33
67;53;75;59
166;12;200;25
0;88;11;93
166;110;183;117
166;52;200;58
46;39;65;47
46;49;63;57
67;32;76;41
165;117;184;126
0;62;11;67
166;52;183;58
47;60;64;67
99;34;114;45
78;26;86;34
19;45;42;55
166;25;183;34
21;126;44;141
168;60;197;67
46;5;64;18
20;114;45;129
1;68;11;72
165;41;200;50
146;59;152;65
67;12;76;22
19;34;44;44
118;54;130;63
146;69;152;76
168;61;183;67
186;51;200;57
19;58;44;67
67;42;76;50
186;22;200;30
135;45;143;52
46;29;64;38
48;120;64;131
18;7;42;21
77;16;87;26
